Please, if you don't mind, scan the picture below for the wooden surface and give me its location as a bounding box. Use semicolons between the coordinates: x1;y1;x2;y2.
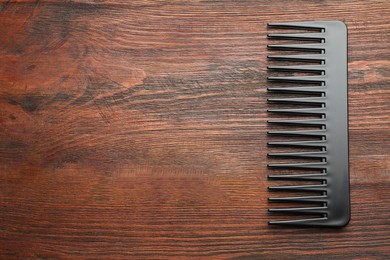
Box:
1;0;389;259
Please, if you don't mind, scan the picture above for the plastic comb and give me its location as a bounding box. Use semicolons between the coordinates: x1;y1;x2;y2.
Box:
267;21;350;227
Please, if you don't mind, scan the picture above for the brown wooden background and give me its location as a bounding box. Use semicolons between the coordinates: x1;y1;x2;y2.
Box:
1;0;389;259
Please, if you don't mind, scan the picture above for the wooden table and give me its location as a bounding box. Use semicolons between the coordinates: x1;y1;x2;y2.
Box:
1;0;389;258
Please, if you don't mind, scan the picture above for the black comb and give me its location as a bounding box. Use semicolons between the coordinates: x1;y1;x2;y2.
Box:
266;21;350;226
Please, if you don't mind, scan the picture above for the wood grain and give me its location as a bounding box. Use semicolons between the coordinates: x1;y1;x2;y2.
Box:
0;0;389;259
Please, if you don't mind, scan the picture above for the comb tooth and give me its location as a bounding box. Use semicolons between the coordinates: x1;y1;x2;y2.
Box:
268;217;328;226
267;22;325;30
268;173;326;181
267;44;324;52
268;184;327;192
267;141;326;148
267;119;326;126
267;130;326;137
268;195;327;203
268;33;325;41
267;151;327;159
267;54;325;62
267;86;326;94
267;97;326;104
268;206;328;214
267;65;325;73
267;76;325;84
267;107;326;115
268;162;327;170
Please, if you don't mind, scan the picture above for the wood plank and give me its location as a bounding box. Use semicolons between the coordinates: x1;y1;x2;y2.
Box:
0;0;389;258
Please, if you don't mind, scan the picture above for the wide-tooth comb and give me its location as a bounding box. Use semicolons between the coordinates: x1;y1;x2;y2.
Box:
267;21;350;227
